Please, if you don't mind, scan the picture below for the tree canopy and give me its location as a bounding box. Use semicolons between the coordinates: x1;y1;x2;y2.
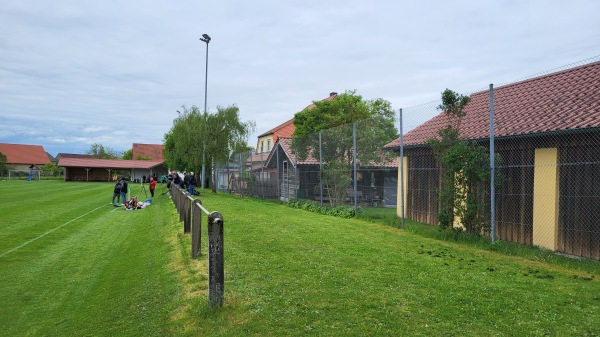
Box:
291;90;398;205
0;152;6;176
163;105;254;191
87;143;120;159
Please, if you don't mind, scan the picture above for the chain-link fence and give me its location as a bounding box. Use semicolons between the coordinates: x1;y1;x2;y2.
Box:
393;57;600;260
217;117;399;209
218;56;600;260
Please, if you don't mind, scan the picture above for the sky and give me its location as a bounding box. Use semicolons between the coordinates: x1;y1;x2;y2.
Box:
1;1;599;157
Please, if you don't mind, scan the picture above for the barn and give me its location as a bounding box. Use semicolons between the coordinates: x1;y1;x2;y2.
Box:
385;61;600;260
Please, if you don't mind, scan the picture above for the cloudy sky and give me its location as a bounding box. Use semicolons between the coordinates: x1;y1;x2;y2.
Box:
1;1;599;157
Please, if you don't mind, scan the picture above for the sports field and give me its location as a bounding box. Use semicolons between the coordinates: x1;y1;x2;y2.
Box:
1;180;599;336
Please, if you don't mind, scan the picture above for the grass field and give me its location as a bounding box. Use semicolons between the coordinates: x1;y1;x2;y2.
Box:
1;180;599;336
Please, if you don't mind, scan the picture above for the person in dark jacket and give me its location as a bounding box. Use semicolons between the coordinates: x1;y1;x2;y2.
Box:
173;171;183;189
188;171;197;195
120;177;128;204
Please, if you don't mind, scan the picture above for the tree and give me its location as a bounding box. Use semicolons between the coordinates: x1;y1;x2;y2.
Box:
87;143;120;159
163;105;254;192
204;105;255;193
429;88;496;234
41;162;62;176
122;149;133;160
0;152;6;176
292;90;397;205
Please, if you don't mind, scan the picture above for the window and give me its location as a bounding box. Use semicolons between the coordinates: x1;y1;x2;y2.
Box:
267;139;271;151
260;140;264;153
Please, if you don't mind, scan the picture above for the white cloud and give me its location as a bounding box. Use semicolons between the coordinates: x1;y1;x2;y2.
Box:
0;0;599;156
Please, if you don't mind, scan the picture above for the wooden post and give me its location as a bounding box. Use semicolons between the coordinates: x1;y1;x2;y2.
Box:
192;199;202;258
183;193;191;233
208;211;224;307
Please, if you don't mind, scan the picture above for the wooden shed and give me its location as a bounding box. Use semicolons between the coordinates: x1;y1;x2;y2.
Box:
385;61;600;260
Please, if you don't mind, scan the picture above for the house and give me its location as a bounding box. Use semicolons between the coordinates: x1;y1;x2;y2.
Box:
264;136;398;206
385;60;600;260
228;92;338;197
0;143;51;178
132;143;165;161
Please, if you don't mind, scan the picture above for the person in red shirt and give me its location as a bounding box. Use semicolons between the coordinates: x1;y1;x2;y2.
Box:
149;177;158;197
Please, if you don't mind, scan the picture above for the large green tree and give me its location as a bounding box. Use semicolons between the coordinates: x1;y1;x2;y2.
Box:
163;105;254;192
292;90;397;205
0;152;7;176
87;143;120;159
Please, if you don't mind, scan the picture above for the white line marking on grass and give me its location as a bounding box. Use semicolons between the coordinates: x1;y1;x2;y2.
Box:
0;204;108;258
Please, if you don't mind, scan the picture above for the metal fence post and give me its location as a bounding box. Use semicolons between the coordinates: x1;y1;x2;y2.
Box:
353;122;358;212
208;211;224;307
489;84;496;244
319;131;323;207
399;108;405;229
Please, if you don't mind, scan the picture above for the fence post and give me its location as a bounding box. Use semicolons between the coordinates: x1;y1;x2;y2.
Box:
208;211;224;307
183;192;191;234
399;108;405;229
192;199;202;258
489;84;496;244
353;122;358;212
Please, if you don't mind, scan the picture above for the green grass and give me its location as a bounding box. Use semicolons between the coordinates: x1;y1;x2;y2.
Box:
1;181;599;336
0;180;180;336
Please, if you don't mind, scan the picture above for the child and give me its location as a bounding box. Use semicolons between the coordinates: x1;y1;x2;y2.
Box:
149;177;157;197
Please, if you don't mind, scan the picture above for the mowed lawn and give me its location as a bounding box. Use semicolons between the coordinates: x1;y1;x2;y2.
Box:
1;180;599;336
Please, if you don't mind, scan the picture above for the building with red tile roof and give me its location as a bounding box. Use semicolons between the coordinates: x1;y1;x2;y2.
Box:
385;61;600;149
385;60;600;260
254;92;338;157
57;157;166;182
132;143;165;161
0;143;51;171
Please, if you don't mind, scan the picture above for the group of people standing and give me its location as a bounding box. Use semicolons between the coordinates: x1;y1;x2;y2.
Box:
166;171;198;196
111;177;129;206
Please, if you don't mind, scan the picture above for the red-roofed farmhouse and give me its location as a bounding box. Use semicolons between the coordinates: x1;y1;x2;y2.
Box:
0;143;51;171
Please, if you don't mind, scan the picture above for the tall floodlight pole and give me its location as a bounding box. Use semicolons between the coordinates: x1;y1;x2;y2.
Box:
199;34;211;189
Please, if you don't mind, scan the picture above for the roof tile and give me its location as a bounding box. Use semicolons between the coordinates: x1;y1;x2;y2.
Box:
386;61;600;148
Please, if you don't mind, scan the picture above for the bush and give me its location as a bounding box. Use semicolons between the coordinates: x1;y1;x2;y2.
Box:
287;199;358;218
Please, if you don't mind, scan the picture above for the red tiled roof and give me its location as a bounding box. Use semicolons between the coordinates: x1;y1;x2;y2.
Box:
267;137;398;168
385;61;600;148
257;118;296;143
58;157;164;169
0;143;51;165
132;143;165;161
302;92;338;111
257;92;339;141
56;153;93;159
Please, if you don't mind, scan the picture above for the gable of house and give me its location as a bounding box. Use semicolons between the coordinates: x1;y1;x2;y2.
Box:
256;118;295;154
255;92;339;155
385;61;600;149
132;143;165;161
0;143;51;166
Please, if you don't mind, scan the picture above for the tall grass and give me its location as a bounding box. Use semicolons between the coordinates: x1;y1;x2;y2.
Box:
1;181;599;336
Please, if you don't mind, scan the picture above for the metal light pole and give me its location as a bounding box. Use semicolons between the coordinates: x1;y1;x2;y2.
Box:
199;34;211;189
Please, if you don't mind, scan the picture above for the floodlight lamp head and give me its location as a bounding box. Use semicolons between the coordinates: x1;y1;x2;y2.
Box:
200;34;211;43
